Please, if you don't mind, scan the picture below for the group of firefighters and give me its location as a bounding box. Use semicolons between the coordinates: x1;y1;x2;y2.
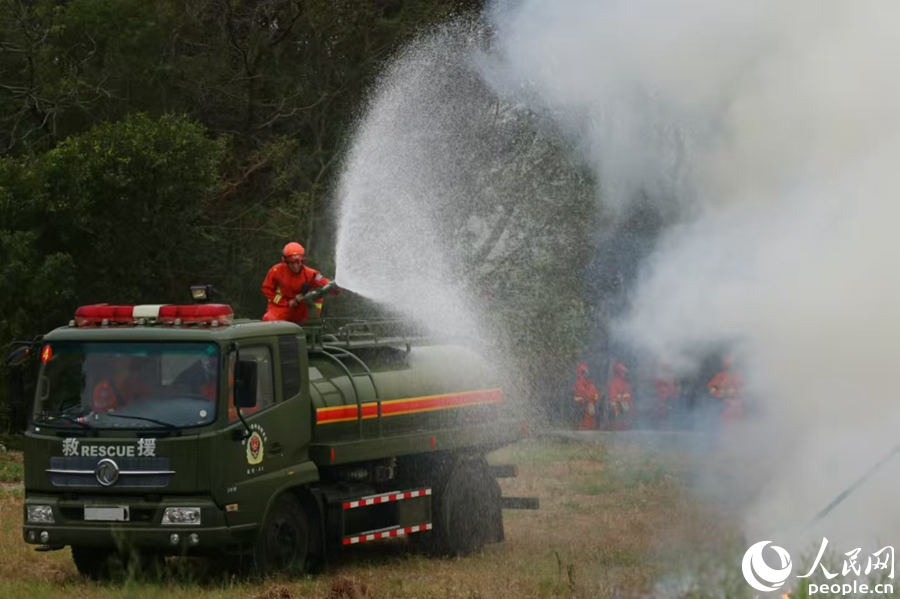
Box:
88;241;747;430
572;354;744;430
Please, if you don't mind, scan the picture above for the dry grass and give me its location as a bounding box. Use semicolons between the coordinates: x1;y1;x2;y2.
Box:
0;436;752;599
0;448;24;484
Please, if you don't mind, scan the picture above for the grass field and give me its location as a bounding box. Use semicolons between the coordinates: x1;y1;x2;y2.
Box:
0;434;785;598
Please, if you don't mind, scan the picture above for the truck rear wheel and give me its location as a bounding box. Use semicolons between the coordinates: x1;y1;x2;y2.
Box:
430;456;503;556
251;493;311;576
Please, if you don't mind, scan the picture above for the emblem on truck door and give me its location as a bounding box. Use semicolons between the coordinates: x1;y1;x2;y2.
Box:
95;458;120;486
243;423;267;467
248;433;263;464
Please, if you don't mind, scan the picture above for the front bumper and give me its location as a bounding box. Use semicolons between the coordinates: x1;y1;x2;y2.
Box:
23;494;258;553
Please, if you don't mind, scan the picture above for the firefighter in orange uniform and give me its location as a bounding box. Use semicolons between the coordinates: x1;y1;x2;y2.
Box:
707;354;744;421
573;362;601;430
194;355;217;401
261;242;340;324
91;356;149;412
653;362;680;422
607;361;633;430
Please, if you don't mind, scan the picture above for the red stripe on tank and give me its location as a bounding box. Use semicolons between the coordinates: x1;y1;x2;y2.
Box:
315;389;502;424
315;402;379;424
380;388;503;417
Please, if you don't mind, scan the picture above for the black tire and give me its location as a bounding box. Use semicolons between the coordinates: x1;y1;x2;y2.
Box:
431;456;503;556
71;546;120;580
250;493;311;577
126;551;166;580
72;545;165;581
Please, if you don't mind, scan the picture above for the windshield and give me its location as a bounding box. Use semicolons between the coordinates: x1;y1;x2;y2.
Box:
34;341;220;429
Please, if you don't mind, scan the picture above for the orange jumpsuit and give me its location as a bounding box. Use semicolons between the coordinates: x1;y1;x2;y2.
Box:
92;377;149;412
708;363;744;421
261;262;334;324
653;378;680;420
573;363;600;430
607;363;633;430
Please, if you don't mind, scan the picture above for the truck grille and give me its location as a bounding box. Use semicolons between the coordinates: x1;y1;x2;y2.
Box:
47;456;174;488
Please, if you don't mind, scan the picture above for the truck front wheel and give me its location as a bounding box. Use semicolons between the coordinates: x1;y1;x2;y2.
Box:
72;546;118;580
71;546;164;580
251;493;311;576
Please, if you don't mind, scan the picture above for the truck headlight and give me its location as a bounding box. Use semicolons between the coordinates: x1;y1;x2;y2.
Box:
27;505;54;523
161;507;201;525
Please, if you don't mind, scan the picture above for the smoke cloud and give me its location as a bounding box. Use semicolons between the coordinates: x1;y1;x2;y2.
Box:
335;0;900;562
482;0;900;554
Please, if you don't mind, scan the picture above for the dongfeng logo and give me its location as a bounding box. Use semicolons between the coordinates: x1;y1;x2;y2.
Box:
743;541;793;593
95;458;120;487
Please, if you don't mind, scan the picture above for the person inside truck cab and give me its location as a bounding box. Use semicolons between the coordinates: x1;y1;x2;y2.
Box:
170;355;217;401
261;241;340;325
91;356;149;412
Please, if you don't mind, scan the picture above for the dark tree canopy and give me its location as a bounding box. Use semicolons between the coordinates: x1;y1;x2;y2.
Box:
0;0;612;431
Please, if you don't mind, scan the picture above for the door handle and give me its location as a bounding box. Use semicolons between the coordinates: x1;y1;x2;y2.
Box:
270;442;283;454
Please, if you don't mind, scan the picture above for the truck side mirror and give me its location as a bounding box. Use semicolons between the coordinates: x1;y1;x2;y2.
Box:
234;360;258;409
6;345;32;368
6;342;40;433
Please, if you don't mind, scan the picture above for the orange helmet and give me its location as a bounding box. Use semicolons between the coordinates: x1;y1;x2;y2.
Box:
282;242;305;263
614;361;628;374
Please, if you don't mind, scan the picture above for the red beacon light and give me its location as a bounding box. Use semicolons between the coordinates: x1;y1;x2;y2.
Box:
74;305;136;326
159;304;234;326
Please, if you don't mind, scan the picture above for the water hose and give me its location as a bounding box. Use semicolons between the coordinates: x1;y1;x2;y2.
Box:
807;444;900;528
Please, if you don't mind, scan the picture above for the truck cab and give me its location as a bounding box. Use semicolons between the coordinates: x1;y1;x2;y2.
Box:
18;302;534;579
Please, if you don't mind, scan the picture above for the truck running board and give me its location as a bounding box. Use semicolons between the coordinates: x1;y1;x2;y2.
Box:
489;464;519;478
343;523;432;545
500;496;540;510
342;488;431;509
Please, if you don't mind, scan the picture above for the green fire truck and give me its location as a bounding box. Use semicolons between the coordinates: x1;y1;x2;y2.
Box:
12;291;536;579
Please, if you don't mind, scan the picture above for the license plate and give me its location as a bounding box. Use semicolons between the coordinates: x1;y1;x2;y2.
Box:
84;506;129;522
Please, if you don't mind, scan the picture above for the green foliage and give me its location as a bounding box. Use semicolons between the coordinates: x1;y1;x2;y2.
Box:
0;0;603;431
0;113;226;430
40;112;225;300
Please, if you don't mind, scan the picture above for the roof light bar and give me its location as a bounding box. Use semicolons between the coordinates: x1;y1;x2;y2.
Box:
73;304;234;327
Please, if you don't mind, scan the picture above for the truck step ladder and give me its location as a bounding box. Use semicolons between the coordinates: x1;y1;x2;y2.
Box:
343;523;432;545
342;488;431;509
327;486;434;550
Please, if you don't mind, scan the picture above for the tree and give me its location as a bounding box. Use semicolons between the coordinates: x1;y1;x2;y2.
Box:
0;113;226;429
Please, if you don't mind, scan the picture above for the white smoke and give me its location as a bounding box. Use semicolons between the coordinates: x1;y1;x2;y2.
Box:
334;0;900;558
483;0;900;557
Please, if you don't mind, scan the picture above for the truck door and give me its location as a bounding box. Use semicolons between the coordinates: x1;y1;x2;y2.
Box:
219;342;298;527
